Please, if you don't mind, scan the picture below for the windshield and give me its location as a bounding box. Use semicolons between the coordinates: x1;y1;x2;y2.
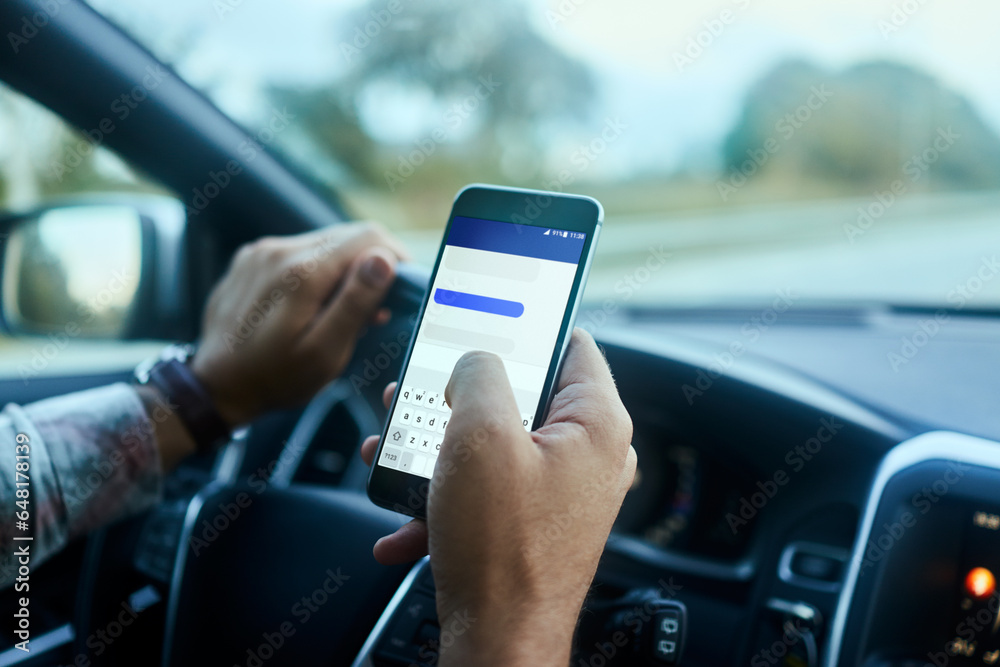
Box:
85;0;1000;309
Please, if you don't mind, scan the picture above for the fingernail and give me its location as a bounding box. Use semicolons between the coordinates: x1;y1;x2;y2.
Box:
362;253;392;288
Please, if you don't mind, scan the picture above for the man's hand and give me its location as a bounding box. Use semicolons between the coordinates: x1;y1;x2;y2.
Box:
360;329;636;666
192;223;407;427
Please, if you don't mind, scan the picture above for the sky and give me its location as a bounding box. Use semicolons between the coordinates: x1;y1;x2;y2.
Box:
1;0;989;308
84;0;1000;180
540;0;1000;174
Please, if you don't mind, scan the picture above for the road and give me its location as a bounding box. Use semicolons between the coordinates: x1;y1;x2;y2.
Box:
2;191;997;382
400;189;1000;308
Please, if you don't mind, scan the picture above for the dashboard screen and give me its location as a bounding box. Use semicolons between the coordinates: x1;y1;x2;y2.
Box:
939;506;1000;664
863;498;1000;667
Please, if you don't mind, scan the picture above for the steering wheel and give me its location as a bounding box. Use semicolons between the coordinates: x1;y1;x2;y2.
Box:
64;268;423;666
71;266;691;666
162;266;435;666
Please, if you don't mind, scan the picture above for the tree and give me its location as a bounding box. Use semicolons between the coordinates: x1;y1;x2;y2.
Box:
271;0;596;192
721;59;1000;195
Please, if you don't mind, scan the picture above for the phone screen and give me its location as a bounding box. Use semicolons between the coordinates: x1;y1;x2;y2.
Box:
376;215;588;479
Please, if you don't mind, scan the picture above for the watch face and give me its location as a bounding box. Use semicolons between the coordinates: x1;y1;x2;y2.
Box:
133;357;158;385
134;344;194;384
161;343;196;363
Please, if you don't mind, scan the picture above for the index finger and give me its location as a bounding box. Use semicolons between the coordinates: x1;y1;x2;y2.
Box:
306;222;410;265
283;224;408;296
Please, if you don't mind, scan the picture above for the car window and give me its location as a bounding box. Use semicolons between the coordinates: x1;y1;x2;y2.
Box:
86;0;1000;309
0;83;167;379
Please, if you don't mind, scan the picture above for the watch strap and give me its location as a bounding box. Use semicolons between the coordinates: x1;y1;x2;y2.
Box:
145;358;231;452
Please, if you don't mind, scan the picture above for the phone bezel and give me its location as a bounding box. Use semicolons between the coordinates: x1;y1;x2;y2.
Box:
367;184;603;518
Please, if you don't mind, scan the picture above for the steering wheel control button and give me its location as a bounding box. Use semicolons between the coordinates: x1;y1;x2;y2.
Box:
761;599;822;667
417;566;436;593
651;609;682;663
414;620;439;645
648;603;686;665
576;589;687;667
376;591;439;666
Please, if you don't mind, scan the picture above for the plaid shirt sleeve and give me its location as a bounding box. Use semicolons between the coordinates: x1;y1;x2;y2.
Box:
0;383;163;589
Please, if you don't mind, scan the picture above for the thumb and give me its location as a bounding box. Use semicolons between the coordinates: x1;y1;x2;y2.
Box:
442;351;523;451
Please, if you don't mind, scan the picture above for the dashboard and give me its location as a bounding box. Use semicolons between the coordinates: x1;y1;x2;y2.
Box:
615;433;759;561
289;304;1000;667
564;306;998;666
830;433;1000;667
6;303;998;667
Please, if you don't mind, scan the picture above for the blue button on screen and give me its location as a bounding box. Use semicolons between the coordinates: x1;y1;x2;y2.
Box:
433;289;525;318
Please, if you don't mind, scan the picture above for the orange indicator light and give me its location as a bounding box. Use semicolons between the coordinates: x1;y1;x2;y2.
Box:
965;567;996;599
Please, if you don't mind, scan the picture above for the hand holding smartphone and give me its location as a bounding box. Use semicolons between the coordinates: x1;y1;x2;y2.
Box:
367;184;602;518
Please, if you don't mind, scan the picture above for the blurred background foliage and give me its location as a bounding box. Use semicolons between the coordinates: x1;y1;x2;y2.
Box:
3;0;1000;228
722;60;1000;201
5;0;1000;225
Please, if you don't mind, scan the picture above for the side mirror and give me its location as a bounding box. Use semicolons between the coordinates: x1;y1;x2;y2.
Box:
0;196;195;340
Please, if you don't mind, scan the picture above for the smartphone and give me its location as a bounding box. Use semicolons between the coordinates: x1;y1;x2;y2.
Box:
367;184;603;518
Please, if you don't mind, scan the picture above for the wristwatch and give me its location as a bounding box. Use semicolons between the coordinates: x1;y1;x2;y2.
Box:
133;344;232;453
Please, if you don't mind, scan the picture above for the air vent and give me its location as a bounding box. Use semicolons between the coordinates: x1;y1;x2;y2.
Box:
779;541;850;592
